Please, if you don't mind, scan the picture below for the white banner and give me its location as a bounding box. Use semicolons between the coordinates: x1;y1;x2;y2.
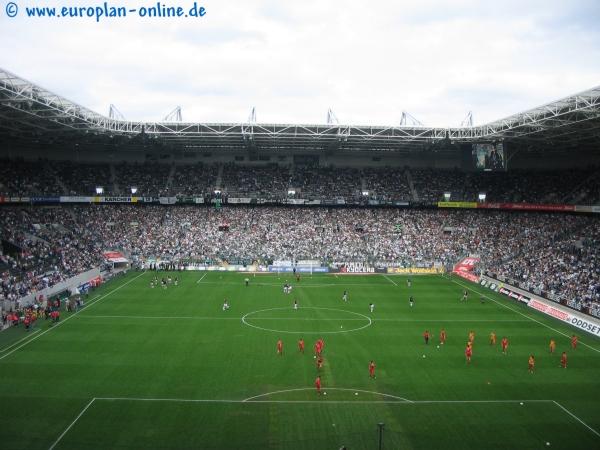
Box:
228;197;252;204
60;196;93;203
527;299;600;337
479;275;600;337
159;197;177;205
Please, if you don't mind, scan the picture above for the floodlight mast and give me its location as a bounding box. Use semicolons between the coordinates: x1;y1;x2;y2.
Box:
460;111;474;127
400;111;424;126
162;106;182;122
108;104;126;121
248;107;257;124
242;107;257;155
327;108;339;125
242;107;256;138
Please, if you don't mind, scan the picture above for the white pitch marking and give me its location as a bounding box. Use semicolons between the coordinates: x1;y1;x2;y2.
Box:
48;398;96;450
553;401;600;438
448;276;600;354
243;387;411;402
90;396;557;406
241;306;372;334
196;281;390;287
196;273;208;284
382;274;398;286
0;329;40;353
0;272;146;362
76;315;529;323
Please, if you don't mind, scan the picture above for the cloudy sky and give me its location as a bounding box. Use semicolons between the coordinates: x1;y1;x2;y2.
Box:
1;0;599;126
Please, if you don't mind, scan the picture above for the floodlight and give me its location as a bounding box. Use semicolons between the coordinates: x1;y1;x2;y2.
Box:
478;193;487;201
95;186;104;195
131;187;138;195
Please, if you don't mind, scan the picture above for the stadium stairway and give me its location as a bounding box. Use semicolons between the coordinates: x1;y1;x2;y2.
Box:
406;169;419;201
562;169;600;204
215;163;224;190
165;164;176;194
51;167;69;196
110;164;119;194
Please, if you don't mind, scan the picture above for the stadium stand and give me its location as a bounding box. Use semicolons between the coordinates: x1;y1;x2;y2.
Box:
1;158;599;204
0;158;62;197
362;167;412;202
1;203;598;317
114;162;172;196
221;163;289;199
169;162;218;197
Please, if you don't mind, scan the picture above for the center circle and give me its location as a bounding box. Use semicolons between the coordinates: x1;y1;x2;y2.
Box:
241;307;372;334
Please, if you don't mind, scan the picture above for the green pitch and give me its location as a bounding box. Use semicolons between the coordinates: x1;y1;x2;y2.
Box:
1;271;599;450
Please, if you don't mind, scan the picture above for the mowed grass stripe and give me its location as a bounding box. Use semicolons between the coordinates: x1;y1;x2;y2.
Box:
0;272;146;362
1;271;598;450
448;274;600;353
47;397;600;450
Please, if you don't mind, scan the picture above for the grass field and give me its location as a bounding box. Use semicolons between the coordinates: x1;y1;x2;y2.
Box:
1;271;599;450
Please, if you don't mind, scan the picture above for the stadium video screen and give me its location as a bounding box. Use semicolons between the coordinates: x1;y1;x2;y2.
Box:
472;143;506;171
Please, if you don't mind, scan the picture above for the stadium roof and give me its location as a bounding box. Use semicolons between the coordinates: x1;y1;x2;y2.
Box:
0;67;599;154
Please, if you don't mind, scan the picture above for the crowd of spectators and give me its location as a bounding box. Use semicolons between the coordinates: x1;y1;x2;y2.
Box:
363;168;411;202
0;158;61;197
0;207;103;307
114;162;172;196
169;163;218;197
1;159;599;205
290;167;363;201
2;204;598;318
53;161;113;196
220;164;289;199
486;218;599;315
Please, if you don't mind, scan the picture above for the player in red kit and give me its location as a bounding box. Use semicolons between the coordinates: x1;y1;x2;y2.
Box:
277;339;283;356
423;330;430;345
315;376;322;394
439;328;446;345
465;344;472;364
501;337;509;354
315;338;324;356
571;335;578;349
298;338;305;353
369;360;376;378
561;351;567;369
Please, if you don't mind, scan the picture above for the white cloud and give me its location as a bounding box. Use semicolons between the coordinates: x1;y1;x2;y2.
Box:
0;0;598;126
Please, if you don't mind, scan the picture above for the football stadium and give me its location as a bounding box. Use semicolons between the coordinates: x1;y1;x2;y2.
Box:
1;2;600;450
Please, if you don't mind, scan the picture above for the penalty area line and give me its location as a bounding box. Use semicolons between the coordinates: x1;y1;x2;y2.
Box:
90;396;556;405
553;401;600;438
48;398;96;450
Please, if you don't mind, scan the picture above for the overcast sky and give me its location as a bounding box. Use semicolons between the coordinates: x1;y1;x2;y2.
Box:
1;0;599;126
